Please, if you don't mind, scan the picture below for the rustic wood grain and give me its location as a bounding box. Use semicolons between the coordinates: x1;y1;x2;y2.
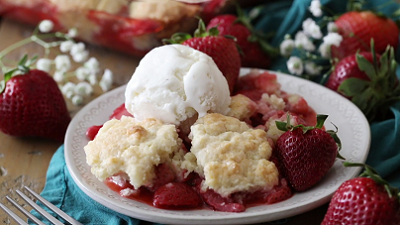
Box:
0;18;140;224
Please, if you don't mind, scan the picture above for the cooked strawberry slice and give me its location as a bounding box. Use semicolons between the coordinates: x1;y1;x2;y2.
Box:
87;10;164;56
153;182;202;209
200;188;245;212
263;178;292;204
148;164;176;192
86;125;103;140
105;173;134;193
109;103;132;120
284;94;309;115
86;103;132;140
235;71;281;99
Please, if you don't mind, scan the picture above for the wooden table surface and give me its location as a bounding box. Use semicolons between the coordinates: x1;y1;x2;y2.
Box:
0;18;329;225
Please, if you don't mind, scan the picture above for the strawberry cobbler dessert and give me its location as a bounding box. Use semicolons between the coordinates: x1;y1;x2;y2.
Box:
84;44;317;212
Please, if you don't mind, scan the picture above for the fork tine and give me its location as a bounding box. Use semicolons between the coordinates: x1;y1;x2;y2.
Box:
6;196;46;225
0;201;29;225
24;186;83;225
16;190;64;225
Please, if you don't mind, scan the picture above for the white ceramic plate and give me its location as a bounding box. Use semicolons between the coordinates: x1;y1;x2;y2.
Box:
65;69;371;225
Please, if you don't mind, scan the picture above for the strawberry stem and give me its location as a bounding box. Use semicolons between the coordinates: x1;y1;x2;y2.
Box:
337;40;400;122
0;54;37;94
162;18;219;45
275;113;342;153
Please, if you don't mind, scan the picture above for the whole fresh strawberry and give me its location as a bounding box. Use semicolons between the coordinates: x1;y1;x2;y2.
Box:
164;19;241;94
275;114;342;192
153;182;202;209
331;10;399;60
0;57;70;142
322;162;400;225
325;42;400;122
206;14;276;69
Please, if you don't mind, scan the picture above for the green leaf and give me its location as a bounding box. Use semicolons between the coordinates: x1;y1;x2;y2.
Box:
351;91;370;114
338;77;369;97
0;80;5;94
17;64;30;74
315;114;328;129
392;7;400;17
327;123;342;152
208;27;219;36
26;55;38;66
275;121;289;131
18;54;28;66
1;68;17;94
378;47;389;76
162;33;192;44
356;53;376;79
194;19;207;38
247;34;258;43
370;39;377;66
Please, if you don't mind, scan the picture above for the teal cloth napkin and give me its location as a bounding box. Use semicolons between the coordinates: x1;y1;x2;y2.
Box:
33;0;400;224
30;145;161;225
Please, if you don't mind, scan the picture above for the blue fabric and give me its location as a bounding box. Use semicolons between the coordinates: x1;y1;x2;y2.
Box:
34;0;400;224
29;146;162;225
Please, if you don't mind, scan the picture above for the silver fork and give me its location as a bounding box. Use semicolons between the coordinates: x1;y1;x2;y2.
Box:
0;186;82;225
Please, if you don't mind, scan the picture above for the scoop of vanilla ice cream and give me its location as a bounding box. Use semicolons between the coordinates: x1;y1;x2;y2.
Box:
125;44;231;125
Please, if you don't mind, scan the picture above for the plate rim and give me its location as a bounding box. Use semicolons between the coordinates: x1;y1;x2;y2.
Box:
64;69;371;224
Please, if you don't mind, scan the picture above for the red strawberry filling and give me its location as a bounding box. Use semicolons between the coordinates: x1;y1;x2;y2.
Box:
104;167;292;212
87;71;319;212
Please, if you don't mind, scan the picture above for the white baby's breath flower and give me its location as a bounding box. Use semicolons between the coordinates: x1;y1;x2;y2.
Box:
304;61;323;75
294;31;316;51
309;0;322;17
74;81;93;96
99;69;113;92
318;42;331;58
72;50;89;63
323;32;343;47
302;18;322;39
249;8;260;19
84;57;100;74
71;95;83;106
327;22;338;33
280;39;295;57
53;71;65;82
101;69;113;82
60;40;74;53
287;56;303;75
65;90;74;99
75;67;91;81
70;42;86;56
36;58;52;73
54;55;71;72
38;20;54;33
67;28;78;38
88;73;97;85
61;82;76;95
